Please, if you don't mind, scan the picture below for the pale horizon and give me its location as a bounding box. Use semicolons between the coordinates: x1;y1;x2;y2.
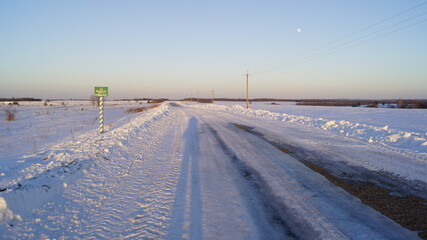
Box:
1;1;426;100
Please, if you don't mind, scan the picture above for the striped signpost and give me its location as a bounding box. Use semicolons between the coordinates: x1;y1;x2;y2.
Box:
94;87;108;134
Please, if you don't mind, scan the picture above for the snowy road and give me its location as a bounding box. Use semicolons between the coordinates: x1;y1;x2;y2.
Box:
0;102;423;239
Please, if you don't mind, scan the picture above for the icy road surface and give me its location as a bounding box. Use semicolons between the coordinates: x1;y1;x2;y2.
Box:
0;102;423;239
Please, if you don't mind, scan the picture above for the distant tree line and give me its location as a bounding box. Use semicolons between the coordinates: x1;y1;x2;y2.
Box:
396;99;427;109
116;98;169;103
296;99;427;109
179;98;427;109
181;98;297;102
0;97;42;102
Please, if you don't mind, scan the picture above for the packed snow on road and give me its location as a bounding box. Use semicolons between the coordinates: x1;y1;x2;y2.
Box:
1;100;426;239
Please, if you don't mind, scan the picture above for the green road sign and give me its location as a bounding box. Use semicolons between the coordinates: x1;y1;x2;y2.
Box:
94;87;108;97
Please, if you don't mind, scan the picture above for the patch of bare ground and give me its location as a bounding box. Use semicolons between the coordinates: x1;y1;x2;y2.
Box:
302;162;427;239
234;124;427;239
235;124;251;132
126;104;160;114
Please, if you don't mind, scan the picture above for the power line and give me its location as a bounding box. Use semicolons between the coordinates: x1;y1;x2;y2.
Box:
251;2;427;75
252;1;427;73
298;11;427;60
255;12;426;74
311;1;427;51
258;18;427;74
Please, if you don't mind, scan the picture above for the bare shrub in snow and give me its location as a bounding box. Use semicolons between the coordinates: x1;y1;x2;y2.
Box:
3;107;17;121
90;94;100;106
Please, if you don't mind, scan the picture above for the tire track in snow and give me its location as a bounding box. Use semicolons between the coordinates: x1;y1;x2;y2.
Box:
193;111;342;239
190;107;419;239
203;123;297;239
186;108;296;240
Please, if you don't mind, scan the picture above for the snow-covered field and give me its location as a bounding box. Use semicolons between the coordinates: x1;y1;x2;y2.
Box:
0;101;156;187
0;100;426;239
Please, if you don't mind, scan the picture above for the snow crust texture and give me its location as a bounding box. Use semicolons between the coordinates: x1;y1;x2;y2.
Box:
0;101;425;239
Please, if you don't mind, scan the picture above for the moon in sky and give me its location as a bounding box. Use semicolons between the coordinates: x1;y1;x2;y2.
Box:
297;28;302;33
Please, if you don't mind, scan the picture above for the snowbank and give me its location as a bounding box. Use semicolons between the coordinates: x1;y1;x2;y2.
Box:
0;197;21;225
194;103;427;160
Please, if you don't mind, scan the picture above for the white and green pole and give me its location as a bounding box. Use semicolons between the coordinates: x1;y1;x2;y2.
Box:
99;96;104;134
94;87;108;134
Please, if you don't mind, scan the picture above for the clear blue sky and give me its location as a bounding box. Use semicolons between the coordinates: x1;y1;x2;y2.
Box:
1;0;426;99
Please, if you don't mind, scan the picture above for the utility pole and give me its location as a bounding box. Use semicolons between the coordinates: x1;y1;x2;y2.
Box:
245;71;250;109
212;90;215;104
197;91;199;103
